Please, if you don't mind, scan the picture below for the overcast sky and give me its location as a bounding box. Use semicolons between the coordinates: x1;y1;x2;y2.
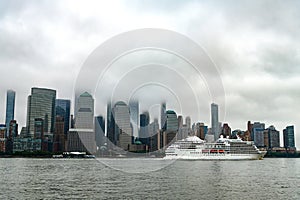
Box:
0;0;299;148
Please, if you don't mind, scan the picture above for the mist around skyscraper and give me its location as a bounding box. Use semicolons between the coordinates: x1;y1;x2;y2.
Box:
0;87;297;156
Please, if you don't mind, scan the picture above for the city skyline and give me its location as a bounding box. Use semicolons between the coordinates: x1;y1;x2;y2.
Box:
0;86;296;151
0;1;300;149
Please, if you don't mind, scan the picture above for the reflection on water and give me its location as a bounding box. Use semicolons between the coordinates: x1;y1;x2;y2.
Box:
0;158;299;199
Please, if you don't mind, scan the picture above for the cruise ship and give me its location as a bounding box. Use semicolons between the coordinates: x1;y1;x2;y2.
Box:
164;135;266;160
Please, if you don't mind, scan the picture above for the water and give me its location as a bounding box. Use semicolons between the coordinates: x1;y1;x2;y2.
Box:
0;158;299;199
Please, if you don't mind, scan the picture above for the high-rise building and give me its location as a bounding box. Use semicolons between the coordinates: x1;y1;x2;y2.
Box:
0;125;6;152
53;116;65;152
95;115;105;148
26;87;56;136
139;112;150;145
8;120;18;139
194;122;207;140
161;102;166;130
267;125;280;148
106;102;115;145
211;103;219;141
185;116;191;129
55;99;71;135
283;126;295;148
5;90;16;136
178;116;183;129
68;92;96;154
34;118;44;139
148;118;159;152
222;123;231;138
75;92;94;129
113;101;132;150
252;122;265;147
166;110;178;132
129;100;139;137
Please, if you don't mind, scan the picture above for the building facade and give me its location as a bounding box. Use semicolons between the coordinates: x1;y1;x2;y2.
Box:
26;87;56;136
211;103;219;141
283;126;295;148
5;90;15;136
55;99;71;135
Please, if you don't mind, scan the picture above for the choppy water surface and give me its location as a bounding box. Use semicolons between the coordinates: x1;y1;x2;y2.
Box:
0;158;299;199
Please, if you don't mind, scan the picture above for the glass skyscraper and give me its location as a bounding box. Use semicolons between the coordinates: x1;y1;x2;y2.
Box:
55;99;71;134
211;103;219;141
129;100;139;137
5;90;15;136
26;87;56;136
166;110;178;132
283;125;295;148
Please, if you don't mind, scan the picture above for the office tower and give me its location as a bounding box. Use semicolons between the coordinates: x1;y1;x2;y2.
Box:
161;102;166;130
211;103;219;141
185;116;191;129
95;115;105;148
129;100;139;137
34;118;44;139
252;122;265;147
106;102;115;145
166;110;178;132
68;92;96;154
55;99;71;134
53;116;65;152
177;116;183;129
139;111;150;145
267;125;280;148
0;125;6;152
113;101;132;150
70;115;75;128
8;120;18;138
222;123;231;138
194;122;207;140
5;90;15;136
148;118;159;152
75;92;94;129
283;126;295;148
26;87;56;136
263;129;269;148
247;121;253;138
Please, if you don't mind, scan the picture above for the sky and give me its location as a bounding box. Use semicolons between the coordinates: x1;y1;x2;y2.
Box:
0;0;300;148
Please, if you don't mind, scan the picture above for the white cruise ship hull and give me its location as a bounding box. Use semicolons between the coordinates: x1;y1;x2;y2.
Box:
164;150;266;160
164;152;266;160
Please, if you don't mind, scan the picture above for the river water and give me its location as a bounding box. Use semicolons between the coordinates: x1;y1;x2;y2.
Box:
0;158;299;199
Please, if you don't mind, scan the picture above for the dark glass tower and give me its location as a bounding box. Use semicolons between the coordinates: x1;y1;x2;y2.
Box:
55;99;71;134
5;90;15;136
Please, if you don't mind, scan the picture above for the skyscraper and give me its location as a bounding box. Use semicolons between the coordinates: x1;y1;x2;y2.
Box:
211;103;219;141
129;100;139;137
5;90;15;136
267;125;280;148
139;111;150;145
283;125;295;148
185;116;191;129
68;92;96;154
166;110;178;132
95;115;105;148
113;101;132;150
106;102;115;145
75;92;94;129
55;99;71;135
161;102;166;130
26;87;56;136
252;122;265;147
